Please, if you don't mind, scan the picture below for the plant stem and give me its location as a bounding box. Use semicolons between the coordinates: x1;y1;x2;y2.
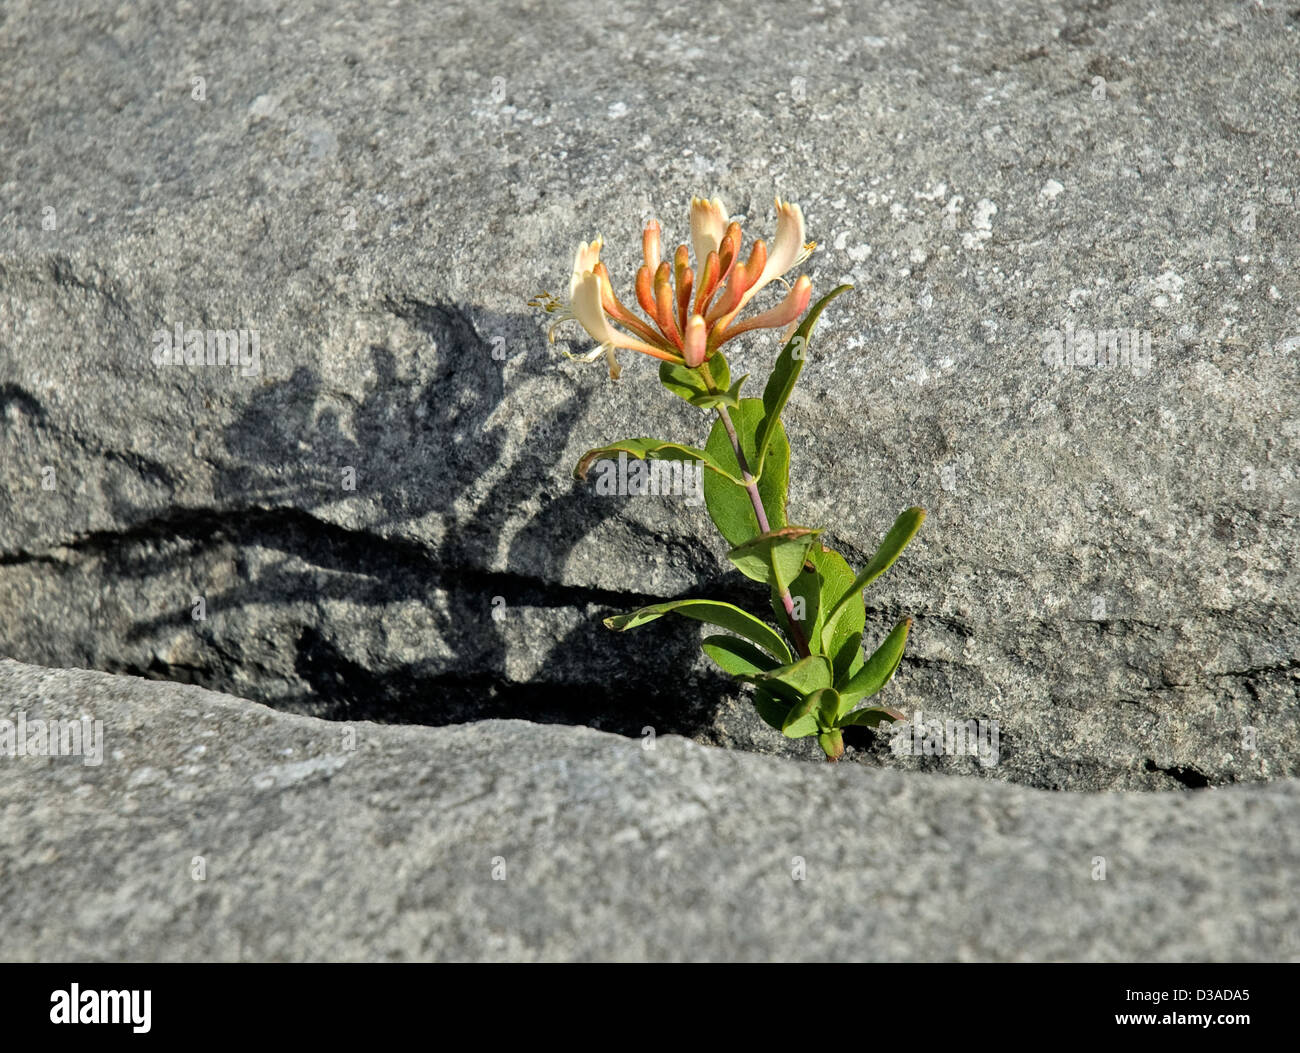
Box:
712;399;811;660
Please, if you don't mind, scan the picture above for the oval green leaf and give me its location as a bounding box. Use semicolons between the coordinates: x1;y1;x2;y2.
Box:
702;399;790;548
837;617;912;712
753;685;792;731
726;526;822;589
659;353;730;406
837;704;905;729
823;507;925;641
741;654;832;705
782;694;821;739
604;599;793;665
754;284;853;476
575;438;745;486
701;634;781;678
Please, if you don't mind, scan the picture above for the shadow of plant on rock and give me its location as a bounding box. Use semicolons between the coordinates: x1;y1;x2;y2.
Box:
115;299;741;738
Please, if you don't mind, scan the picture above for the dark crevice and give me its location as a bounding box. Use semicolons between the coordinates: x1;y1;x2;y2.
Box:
1212;659;1300;680
0;503;673;611
104;632;730;741
1143;759;1213;790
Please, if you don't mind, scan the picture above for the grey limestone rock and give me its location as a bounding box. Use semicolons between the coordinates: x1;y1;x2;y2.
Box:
0;0;1297;790
1;660;1296;962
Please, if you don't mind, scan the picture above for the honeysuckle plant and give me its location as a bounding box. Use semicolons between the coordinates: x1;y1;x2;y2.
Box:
534;196;925;762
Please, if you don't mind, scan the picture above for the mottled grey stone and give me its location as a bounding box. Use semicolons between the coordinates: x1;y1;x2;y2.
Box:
0;1;1297;789
1;661;1296;962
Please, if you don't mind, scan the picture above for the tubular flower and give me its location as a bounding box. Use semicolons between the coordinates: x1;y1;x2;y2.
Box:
532;197;817;378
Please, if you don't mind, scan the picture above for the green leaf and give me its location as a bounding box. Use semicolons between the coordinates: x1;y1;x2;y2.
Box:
817;728;845;760
812;687;841;729
843;646;865;683
742;654;832;704
769;545;864;683
702;398;790;548
726;526;822;589
688;375;747;411
774;686;839;739
574;438;745;486
604;599;793;665
823;507;926;642
659;354;731;407
811;546;864;684
838;617;912;711
837;704;904;729
782;694;821;738
701;635;780;678
659;355;748;410
753;686;791;730
754;284;853;476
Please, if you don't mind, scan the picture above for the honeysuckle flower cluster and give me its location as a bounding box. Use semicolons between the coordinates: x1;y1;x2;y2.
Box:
541;194;926;762
534;197;815;378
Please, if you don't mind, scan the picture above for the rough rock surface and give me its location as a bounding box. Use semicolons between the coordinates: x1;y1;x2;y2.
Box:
1;1;1298;789
2;660;1296;962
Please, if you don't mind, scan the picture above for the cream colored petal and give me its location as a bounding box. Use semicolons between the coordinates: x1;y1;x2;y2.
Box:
571;271;620;345
690;197;728;270
568;237;604;300
740;198;808;309
571;272;673;359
